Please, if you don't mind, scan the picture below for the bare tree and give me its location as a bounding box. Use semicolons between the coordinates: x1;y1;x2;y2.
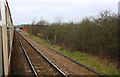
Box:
54;17;63;25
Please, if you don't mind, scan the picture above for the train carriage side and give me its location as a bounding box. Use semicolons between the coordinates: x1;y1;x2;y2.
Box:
0;0;14;76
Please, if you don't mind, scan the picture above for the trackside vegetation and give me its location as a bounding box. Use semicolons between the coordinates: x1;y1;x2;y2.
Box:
23;31;119;75
24;10;119;75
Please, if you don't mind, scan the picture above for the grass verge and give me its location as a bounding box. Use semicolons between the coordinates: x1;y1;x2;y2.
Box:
22;31;119;75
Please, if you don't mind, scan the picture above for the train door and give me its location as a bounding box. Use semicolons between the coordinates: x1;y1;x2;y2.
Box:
0;0;9;75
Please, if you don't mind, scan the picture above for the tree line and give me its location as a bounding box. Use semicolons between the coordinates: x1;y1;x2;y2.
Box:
28;10;118;62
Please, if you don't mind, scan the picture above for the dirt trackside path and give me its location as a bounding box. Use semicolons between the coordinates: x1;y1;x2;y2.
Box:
20;32;98;76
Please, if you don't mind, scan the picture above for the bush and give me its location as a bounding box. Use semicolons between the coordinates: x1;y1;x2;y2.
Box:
28;10;118;61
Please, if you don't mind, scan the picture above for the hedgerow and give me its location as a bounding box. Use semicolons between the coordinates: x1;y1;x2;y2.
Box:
28;10;118;62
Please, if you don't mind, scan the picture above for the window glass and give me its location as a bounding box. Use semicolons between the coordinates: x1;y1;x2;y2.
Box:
0;0;1;20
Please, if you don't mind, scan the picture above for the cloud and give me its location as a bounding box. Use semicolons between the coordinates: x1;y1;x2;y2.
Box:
8;0;119;24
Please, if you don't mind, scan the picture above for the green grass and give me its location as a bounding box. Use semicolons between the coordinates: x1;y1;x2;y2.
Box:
23;32;49;46
23;31;119;75
51;45;119;75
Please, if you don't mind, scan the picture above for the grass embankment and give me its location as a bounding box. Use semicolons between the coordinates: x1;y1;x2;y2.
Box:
23;31;119;75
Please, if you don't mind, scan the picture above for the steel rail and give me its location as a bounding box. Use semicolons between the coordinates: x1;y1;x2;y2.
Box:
18;39;38;77
17;32;67;77
48;47;107;77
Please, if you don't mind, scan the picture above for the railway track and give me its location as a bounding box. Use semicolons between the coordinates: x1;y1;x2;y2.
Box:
16;31;107;77
10;32;33;76
17;32;66;76
47;48;105;77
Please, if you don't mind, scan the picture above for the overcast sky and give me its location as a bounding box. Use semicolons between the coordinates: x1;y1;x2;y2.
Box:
8;0;119;25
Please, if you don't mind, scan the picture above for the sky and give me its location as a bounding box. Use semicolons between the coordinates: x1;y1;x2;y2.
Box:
8;0;119;25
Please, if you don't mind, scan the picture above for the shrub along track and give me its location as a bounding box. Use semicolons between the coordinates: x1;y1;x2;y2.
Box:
16;31;66;76
19;31;107;77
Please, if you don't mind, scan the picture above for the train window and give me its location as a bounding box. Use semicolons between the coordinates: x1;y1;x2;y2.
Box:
0;0;1;20
0;10;1;20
